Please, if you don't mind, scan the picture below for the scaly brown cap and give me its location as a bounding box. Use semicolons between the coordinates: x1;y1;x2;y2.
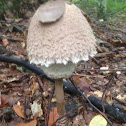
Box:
27;2;97;78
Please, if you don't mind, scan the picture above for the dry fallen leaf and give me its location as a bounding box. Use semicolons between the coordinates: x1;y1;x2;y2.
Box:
15;119;37;126
2;38;9;47
116;94;126;101
0;95;9;108
73;76;95;92
13;105;25;118
90;90;103;98
31;82;39;95
48;107;58;126
105;93;113;106
2;77;19;83
31;101;43;118
89;115;107;126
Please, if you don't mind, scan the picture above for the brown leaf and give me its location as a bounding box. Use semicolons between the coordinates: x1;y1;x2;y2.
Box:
73;76;96;92
31;82;39;95
48;107;58;126
2;38;9;47
105;93;113;106
13;105;25;118
73;76;81;84
15;119;37;126
0;95;9;108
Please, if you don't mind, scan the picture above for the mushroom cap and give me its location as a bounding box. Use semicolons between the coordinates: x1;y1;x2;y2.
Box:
27;2;97;79
37;0;65;23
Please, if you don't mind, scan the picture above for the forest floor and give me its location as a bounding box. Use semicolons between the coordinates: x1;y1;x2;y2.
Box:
0;14;126;126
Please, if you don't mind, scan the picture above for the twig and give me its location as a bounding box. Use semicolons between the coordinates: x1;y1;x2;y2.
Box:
101;72;116;112
37;76;47;92
24;95;27;120
75;68;126;72
0;20;27;27
74;67;125;77
22;82;27;120
112;97;126;105
0;36;24;42
69;77;113;126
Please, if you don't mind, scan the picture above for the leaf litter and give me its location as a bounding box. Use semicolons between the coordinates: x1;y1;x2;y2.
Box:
0;13;126;126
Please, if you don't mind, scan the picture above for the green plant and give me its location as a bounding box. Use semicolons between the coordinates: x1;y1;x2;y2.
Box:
69;0;126;21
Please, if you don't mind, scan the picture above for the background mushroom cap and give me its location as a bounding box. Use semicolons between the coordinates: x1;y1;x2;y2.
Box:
37;0;65;23
27;2;97;78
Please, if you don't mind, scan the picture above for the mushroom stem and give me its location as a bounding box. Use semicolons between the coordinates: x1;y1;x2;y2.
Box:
55;78;66;117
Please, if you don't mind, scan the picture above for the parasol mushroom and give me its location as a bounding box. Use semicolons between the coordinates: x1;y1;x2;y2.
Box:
27;0;97;125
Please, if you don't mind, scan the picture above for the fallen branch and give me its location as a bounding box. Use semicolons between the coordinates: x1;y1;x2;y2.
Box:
89;96;126;123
